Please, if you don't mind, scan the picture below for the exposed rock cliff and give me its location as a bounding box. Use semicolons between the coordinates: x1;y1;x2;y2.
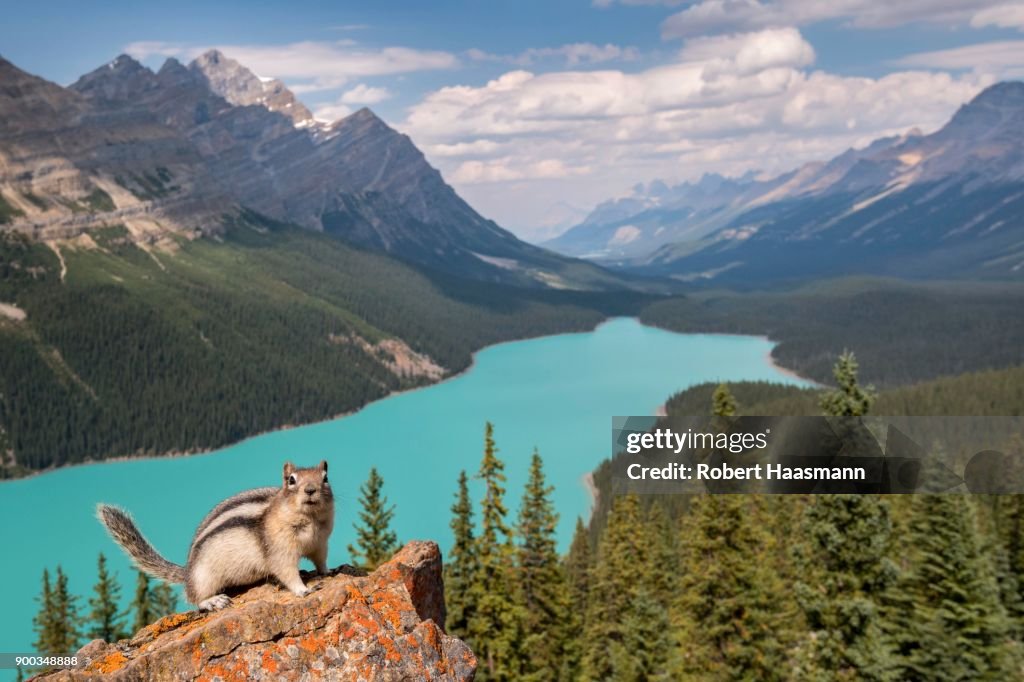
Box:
42;541;475;681
0;52;632;290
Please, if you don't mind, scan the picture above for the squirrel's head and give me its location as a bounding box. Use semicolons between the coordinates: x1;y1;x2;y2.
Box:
282;460;333;511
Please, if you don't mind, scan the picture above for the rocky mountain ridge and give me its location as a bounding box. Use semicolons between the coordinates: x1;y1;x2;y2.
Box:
0;52;631;290
547;82;1024;281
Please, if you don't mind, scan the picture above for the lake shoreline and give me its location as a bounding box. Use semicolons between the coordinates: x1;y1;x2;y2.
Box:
3;318;814;485
1;319;614;484
648;333;819;417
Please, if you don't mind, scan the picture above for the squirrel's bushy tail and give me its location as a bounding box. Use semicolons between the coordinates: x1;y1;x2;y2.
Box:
97;504;186;584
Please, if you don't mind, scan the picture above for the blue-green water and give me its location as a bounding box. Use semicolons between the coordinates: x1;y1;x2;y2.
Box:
0;318;808;657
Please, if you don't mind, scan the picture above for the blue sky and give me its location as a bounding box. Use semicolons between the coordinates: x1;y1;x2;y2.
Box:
3;1;1024;238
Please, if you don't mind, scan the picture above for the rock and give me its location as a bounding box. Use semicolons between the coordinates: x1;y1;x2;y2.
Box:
42;541;475;681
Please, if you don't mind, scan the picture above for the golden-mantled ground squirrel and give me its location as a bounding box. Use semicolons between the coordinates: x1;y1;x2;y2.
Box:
98;460;334;611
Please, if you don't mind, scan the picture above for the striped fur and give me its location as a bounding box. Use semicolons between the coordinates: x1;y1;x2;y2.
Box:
190;487;276;552
97;505;187;583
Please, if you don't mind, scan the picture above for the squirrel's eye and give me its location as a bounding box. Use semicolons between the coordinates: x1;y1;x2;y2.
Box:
288;474;297;485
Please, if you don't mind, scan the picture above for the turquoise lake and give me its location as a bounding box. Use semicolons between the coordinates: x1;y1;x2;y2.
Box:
0;317;809;659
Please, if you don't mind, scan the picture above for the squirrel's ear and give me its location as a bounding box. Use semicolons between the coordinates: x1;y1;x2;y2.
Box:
319;459;328;473
283;461;296;480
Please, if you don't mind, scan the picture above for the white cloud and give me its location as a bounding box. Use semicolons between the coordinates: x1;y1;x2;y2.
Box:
401;27;991;232
426;139;507;157
678;27;815;74
452;158;592;184
123;40;190;59
467;43;639;67
656;0;999;39
339;83;392;104
311;83;392;121
313;102;353;122
971;4;1024;30
125;40;458;92
894;40;1024;77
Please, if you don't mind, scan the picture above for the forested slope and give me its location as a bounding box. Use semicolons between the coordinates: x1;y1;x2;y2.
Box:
640;278;1024;386
0;212;648;476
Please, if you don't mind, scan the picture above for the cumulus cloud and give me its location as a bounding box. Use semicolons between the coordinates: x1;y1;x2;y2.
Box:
311;103;349;122
400;27;991;232
339;83;392;104
678;27;815;74
468;43;640;66
655;0;999;38
124;40;458;91
310;83;392;122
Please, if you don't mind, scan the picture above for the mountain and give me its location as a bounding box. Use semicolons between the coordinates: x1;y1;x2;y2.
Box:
0;53;662;476
549;82;1024;283
544;171;784;260
189;49;315;125
1;52;635;291
545;130;924;263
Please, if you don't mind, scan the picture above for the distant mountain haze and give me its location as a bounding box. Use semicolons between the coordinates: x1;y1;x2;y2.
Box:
0;52;636;291
546;82;1024;283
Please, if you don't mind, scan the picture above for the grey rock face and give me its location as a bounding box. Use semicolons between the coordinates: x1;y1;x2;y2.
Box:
3;52;623;289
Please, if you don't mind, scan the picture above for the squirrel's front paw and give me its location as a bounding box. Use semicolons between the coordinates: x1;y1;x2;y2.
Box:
198;594;232;611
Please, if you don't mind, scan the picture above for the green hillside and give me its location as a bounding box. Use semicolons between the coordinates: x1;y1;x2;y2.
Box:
640;278;1024;387
0;213;648;475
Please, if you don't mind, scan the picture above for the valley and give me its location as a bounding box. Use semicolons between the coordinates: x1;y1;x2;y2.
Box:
0;212;651;477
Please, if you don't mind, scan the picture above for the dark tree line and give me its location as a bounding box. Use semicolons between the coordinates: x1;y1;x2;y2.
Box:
30;554;177;675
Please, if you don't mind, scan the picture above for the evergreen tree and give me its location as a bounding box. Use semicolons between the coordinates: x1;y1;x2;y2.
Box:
991;438;1024;636
712;383;738;417
565;516;592;616
674;495;789;681
151;582;178;619
794;495;896;681
32;568;56;654
819;351;875;417
582;494;671;681
87;553;127;642
892;495;1016;679
516;450;570;681
645;502;678;598
562;516;592;681
467;423;524;681
131;571;156;633
53;567;81;652
611;587;672;682
348;467;399;570
445;469;477;639
34;566;81;661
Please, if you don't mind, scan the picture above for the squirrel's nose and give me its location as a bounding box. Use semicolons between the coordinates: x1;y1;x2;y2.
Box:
304;486;317;495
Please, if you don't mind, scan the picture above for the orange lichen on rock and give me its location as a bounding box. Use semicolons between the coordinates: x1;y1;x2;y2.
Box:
41;541;475;682
89;651;128;674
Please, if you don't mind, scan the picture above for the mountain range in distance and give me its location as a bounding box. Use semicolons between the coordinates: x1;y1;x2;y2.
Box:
545;82;1024;285
0;51;641;292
